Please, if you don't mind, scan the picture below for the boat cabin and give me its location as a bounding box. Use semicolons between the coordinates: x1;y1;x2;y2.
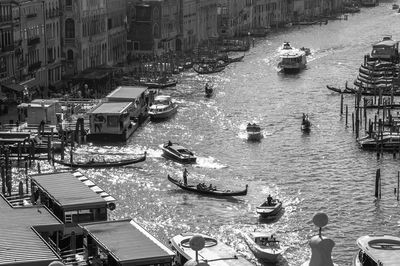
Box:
150;95;174;112
17;99;61;125
30;172;115;235
80;219;175;266
370;37;399;63
252;232;280;247
88;102;135;141
106;85;153;122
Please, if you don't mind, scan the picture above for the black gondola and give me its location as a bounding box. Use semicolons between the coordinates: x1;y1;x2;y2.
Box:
167;175;248;196
193;64;225;75
53;152;146;168
326;85;354;94
205;84;214;97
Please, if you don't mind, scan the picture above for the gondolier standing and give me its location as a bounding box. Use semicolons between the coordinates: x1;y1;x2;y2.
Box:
183;168;188;186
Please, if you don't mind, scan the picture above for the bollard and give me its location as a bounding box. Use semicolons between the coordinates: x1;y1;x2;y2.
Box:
37;162;41;174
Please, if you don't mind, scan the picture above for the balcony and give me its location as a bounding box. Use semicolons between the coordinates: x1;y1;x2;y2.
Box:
27;37;40;46
2;45;14;53
28;61;41;72
48;58;56;64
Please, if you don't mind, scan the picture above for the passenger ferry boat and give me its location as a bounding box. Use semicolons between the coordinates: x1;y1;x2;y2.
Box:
170;233;254;266
353;235;400;265
278;42;307;72
148;95;178;121
369;36;399;63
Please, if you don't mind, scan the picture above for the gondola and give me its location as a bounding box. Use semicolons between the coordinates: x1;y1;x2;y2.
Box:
167;175;248;196
326;85;354;94
301;114;311;131
53;152;146;168
193;64;225;74
225;55;245;63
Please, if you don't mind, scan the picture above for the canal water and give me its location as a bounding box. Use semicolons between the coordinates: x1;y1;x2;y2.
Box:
47;3;400;265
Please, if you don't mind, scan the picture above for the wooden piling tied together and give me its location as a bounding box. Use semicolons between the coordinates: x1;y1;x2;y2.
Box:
346;104;348;127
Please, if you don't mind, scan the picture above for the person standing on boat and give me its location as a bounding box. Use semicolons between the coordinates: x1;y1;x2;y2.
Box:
267;194;273;205
183;168;188;186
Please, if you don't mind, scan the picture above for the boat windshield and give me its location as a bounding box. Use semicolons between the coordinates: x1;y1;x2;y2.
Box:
153;99;171;105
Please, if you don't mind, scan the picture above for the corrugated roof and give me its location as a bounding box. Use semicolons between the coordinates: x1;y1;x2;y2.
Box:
89;102;132;114
81;220;174;263
106;86;147;100
0;206;62;264
31;172;107;209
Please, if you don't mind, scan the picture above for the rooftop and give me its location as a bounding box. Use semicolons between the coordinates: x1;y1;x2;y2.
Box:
81;219;174;263
106;86;147;100
31;172;107;209
89;102;133;115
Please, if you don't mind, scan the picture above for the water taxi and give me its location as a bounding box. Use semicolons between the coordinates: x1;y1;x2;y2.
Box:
278;42;307;72
256;199;283;218
161;142;197;164
353;235;400;266
170;233;254;266
243;232;285;262
148;95;178;121
369;36;399;63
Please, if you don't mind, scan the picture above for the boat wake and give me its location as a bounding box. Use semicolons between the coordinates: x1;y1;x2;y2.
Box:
195;156;228;169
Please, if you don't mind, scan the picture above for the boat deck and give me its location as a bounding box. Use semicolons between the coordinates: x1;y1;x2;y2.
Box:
356;235;400;265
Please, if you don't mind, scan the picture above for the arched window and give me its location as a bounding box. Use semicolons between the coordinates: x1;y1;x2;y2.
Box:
153;23;160;38
67;49;73;60
153;7;159;19
65;18;75;38
66;0;72;7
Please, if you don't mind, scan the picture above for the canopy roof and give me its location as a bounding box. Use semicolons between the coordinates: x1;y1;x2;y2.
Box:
106;86;147;100
81;219;174;263
89;102;132;115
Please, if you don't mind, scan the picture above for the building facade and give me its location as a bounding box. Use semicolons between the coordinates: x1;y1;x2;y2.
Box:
217;0;252;37
106;0;127;66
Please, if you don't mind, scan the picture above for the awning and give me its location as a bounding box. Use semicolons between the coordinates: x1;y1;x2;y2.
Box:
2;83;25;92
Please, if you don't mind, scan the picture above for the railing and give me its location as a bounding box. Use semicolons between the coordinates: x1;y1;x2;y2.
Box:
27;37;40;46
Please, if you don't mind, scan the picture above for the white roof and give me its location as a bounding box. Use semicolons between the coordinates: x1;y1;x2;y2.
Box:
356;235;400;265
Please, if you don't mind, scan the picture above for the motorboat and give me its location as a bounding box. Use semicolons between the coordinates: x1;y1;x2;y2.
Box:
243;232;285;262
246;123;263;141
170;233;254;266
393;4;399;9
193;64;225;74
369;36;399;63
168;175;248;197
256;199;283;218
278;42;307;72
161;142;196;164
148;95;178;121
353;235;400;265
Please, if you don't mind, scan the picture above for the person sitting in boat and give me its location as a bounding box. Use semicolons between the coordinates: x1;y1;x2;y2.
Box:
183;168;188;186
302;113;306;123
167;140;172;147
267;194;273;205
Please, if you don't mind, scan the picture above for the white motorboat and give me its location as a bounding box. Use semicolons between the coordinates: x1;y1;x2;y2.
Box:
243;232;285;262
161;142;197;164
278;42;307;72
246;123;263;141
353;235;400;265
148;95;178;121
170;233;253;266
256;199;282;218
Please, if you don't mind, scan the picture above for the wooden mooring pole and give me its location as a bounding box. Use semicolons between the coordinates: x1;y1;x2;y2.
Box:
352;112;354;132
375;169;381;199
345;105;348;127
340;93;344;115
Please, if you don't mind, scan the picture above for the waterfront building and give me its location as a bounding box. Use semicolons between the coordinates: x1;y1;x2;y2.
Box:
60;0;108;77
217;0;253;37
127;0;180;59
106;0;127;66
44;0;63;94
17;98;61;125
80;219;175;265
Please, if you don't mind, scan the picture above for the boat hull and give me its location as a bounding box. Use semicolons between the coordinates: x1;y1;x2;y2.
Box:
247;132;263;141
149;106;178;121
161;145;197;164
168;175;248;196
53;154;146;168
243;234;284;262
256;200;282;218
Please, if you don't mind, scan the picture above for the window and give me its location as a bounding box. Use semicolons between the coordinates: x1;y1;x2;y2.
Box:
65;0;72;7
65;18;75;38
67;49;73;60
107;116;119;127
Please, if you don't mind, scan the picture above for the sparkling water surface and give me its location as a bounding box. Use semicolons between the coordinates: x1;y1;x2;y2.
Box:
36;4;400;265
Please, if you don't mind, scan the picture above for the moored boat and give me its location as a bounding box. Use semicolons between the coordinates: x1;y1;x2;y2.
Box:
167;175;248;197
246;123;263;141
170;233;254;266
357;132;400;151
256;198;283;218
393;4;399;10
353;235;400;266
141;77;178;88
326;85;354;94
243;232;285;262
278;42;307;72
161;142;197;164
193;64;225;74
53;153;146;168
148;95;178;121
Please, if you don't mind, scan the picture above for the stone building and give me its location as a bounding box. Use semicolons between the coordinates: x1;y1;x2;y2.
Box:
106;0;127;66
217;0;252;38
127;0;180;58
